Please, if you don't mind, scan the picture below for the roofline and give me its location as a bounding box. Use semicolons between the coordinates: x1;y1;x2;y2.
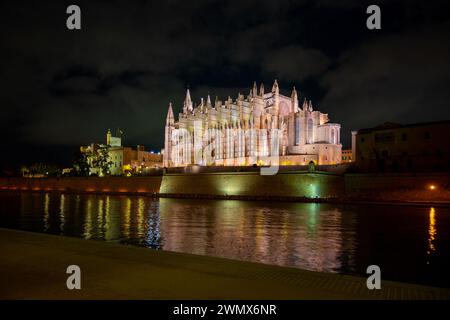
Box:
356;119;450;134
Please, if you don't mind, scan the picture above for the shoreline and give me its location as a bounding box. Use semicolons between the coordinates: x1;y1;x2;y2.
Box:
1;227;449;299
1;187;450;207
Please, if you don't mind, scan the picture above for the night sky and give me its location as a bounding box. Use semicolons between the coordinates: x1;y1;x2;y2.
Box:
1;0;450;167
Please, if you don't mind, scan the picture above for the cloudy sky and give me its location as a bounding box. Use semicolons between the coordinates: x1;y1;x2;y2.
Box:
1;0;450;164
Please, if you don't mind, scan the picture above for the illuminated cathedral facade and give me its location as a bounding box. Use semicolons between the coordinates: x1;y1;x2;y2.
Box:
163;80;341;167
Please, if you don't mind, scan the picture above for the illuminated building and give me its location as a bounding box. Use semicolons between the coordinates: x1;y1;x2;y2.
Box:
80;130;162;176
163;80;342;167
123;145;163;173
341;149;353;163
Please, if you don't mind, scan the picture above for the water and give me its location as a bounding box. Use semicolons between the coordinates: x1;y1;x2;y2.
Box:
1;191;449;288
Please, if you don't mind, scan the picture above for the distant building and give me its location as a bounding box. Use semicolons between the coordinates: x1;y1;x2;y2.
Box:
80;130;162;176
123;145;163;174
352;120;450;172
341;149;352;163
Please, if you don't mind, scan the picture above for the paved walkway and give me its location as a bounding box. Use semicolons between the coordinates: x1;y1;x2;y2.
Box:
1;228;449;299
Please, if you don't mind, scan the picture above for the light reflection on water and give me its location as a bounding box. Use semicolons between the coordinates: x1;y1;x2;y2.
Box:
1;191;449;288
428;207;437;255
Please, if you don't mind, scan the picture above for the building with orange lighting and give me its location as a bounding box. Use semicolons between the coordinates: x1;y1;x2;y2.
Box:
123;145;163;174
341;149;352;163
80;130;162;176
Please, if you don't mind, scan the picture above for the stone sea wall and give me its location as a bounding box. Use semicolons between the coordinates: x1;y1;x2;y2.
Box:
1;171;449;203
345;172;450;202
0;176;162;194
160;171;344;199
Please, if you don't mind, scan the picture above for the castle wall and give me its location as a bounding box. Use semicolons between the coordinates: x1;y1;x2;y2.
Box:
2;171;449;202
0;176;162;194
160;171;344;199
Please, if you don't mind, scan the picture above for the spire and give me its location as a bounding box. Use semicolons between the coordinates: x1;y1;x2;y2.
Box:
291;86;299;113
183;88;193;113
207;94;212;106
252;81;258;97
106;128;111;145
308;100;313;112
302;98;308;111
272;79;279;94
166;102;174;125
259;83;265;96
186;88;192;102
291;86;297;99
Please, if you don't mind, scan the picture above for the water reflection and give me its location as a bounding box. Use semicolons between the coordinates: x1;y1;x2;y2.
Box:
59;194;65;233
6;191;450;287
84;196;93;239
157;199;349;272
428;207;437;255
43;193;50;232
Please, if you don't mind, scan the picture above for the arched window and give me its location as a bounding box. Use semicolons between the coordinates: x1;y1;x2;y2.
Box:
295;116;300;145
307;118;313;144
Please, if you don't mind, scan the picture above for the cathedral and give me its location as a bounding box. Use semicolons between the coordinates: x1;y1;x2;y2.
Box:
163;80;341;168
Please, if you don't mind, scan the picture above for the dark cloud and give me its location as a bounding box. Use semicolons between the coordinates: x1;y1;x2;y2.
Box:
263;45;331;81
321;20;450;144
0;0;449;164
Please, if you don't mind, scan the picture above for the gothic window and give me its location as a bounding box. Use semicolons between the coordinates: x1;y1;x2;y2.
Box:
295;116;300;145
307;118;313;144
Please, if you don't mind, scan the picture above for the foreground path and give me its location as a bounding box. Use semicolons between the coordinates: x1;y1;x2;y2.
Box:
1;228;449;300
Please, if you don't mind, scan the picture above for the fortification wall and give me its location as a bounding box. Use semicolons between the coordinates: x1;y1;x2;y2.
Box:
2;171;448;203
0;176;162;194
160;171;344;199
345;173;450;201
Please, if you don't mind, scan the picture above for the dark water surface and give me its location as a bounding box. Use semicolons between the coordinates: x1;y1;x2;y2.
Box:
1;191;449;288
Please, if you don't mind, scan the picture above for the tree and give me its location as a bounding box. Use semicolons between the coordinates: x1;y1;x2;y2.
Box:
91;146;113;176
28;163;60;177
73;145;113;177
72;150;90;176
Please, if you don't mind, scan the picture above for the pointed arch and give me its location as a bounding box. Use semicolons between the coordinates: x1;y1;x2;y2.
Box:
307;118;314;144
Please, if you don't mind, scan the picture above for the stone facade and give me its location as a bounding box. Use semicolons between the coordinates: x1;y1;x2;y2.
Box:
163;80;342;167
352;120;450;172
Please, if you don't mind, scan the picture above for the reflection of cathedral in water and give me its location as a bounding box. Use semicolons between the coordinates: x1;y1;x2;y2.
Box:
158;199;357;273
18;193;357;273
